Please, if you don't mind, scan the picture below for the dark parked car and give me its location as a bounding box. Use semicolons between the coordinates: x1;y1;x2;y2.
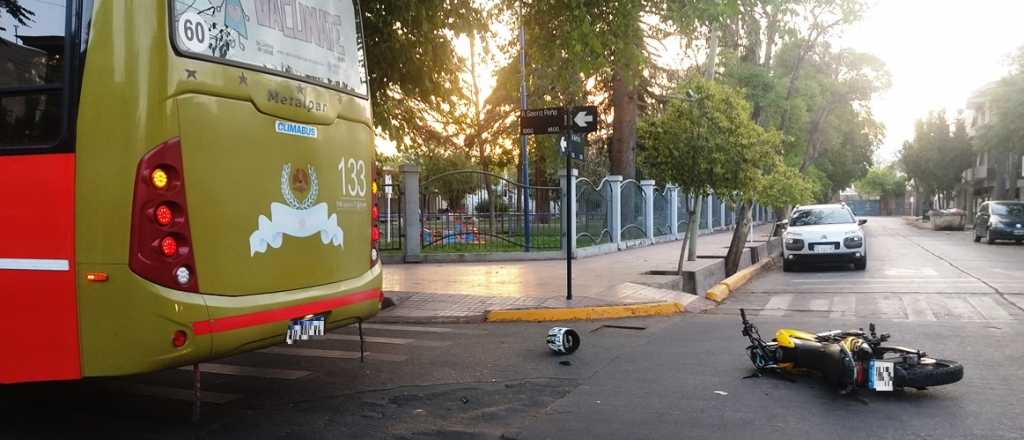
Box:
974;201;1024;244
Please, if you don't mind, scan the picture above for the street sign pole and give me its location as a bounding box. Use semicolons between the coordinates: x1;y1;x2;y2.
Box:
518;105;597;302
518;19;531;252
564;125;573;301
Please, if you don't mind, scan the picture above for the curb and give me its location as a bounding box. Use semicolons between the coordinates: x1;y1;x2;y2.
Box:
485;301;684;322
705;257;776;303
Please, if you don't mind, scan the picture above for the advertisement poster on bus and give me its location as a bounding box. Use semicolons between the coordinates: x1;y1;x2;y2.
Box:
172;0;368;96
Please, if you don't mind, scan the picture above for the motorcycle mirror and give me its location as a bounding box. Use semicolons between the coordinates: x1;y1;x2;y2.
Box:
869;323;876;334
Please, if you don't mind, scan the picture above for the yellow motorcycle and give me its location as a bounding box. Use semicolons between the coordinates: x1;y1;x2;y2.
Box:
740;309;963;393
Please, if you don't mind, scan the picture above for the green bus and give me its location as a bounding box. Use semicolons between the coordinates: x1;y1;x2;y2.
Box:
0;0;382;384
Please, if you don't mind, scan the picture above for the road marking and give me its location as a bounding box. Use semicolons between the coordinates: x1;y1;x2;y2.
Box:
829;296;855;319
901;295;936;321
966;296;1013;321
260;346;408;362
178;363;311;379
121;384;240;404
321;333;451;347
937;297;984;321
760;294;793;316
0;258;69;271
807;298;830;312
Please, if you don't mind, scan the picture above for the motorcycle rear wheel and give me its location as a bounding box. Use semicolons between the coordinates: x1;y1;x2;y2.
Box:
894;359;963;389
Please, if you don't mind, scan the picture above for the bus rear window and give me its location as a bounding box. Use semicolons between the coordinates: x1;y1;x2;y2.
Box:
171;0;368;97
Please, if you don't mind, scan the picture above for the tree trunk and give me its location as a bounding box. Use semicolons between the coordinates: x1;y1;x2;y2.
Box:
609;70;638;180
724;202;753;276
687;195;703;261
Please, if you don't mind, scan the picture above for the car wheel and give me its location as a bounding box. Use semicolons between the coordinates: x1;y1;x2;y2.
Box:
854;260;866;271
782;260;795;272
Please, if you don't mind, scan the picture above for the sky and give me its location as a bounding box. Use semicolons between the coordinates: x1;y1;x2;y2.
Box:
839;0;1024;164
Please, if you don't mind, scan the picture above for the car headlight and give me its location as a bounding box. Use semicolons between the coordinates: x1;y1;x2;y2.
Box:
784;232;802;239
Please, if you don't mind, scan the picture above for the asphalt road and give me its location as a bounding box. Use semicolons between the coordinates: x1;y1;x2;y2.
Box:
2;217;1022;439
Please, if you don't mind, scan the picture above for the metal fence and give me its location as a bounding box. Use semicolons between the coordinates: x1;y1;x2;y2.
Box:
620;180;646;240
576;177;612;247
420;170;561;253
377;181;403;252
653;187;672;237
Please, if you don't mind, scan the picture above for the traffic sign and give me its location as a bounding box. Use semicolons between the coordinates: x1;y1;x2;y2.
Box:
520;107;566;135
569;106;598;133
559;133;585;161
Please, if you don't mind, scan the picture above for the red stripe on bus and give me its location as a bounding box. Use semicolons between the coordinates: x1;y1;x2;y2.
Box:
192;289;382;336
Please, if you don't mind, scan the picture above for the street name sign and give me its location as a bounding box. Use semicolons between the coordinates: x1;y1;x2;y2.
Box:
569;106;598;133
560;133;585;161
520;107;566;135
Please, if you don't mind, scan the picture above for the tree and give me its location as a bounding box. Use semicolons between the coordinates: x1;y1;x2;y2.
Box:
362;1;485;152
974;47;1024;199
0;0;33;32
855;165;906;199
640;77;789;275
899;112;974;209
420;153;480;212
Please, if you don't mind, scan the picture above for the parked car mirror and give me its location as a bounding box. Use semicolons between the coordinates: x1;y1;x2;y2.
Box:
858;219;868;225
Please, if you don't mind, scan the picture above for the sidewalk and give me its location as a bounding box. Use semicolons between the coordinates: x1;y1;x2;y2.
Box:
377;225;774;322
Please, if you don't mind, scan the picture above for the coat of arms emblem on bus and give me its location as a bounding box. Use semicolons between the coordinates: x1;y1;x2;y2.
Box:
248;164;344;256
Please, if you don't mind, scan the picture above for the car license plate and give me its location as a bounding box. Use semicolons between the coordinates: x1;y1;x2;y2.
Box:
813;246;834;253
285;316;325;344
868;360;895;392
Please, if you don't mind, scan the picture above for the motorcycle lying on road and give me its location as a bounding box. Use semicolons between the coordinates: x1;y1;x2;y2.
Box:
739;309;963;393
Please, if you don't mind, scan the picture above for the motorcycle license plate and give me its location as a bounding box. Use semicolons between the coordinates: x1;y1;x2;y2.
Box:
285;316;326;344
869;360;895;392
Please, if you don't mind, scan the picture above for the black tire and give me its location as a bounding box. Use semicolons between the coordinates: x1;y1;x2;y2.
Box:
782;260;795;272
894;359;963;389
854;260;866;271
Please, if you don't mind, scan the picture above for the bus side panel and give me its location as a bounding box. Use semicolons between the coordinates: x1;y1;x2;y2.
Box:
0;153;80;384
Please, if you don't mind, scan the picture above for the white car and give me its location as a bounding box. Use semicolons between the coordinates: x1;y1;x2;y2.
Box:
782;204;868;272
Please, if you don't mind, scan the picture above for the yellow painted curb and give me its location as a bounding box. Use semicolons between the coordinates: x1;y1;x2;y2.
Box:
485;301;684;322
705;258;774;303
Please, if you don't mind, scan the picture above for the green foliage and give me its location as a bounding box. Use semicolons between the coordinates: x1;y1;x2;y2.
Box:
975;47;1024;155
474;197;509;213
899;111;974;196
854;165;907;198
420;154;481;212
639;77;781;203
754;158;816;208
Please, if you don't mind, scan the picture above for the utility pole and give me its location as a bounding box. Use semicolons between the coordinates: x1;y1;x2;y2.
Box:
519;3;531;251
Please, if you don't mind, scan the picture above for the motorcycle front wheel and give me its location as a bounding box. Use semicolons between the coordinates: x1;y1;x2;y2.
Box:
894;359;964;389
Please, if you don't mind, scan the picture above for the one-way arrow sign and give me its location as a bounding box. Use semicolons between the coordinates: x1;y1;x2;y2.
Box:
570;106;598;133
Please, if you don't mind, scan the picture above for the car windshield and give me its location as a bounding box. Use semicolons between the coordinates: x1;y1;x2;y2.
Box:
991;202;1024;218
790;208;855;227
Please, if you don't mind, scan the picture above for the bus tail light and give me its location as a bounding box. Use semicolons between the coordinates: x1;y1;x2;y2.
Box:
129;138;199;292
172;330;188;348
370;164;380;265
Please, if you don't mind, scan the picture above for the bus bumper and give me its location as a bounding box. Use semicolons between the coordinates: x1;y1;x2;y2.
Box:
77;263;382;378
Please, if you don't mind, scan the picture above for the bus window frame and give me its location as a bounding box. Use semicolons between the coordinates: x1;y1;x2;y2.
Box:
165;0;370;100
0;0;88;157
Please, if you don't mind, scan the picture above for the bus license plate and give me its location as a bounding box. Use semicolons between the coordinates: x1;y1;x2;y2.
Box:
285;316;325;344
869;360;895;392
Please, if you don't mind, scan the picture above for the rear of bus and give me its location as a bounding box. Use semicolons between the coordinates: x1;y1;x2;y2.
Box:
0;0;382;384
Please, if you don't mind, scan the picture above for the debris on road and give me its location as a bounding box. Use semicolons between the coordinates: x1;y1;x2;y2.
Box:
546;327;581;354
714;391;729;396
